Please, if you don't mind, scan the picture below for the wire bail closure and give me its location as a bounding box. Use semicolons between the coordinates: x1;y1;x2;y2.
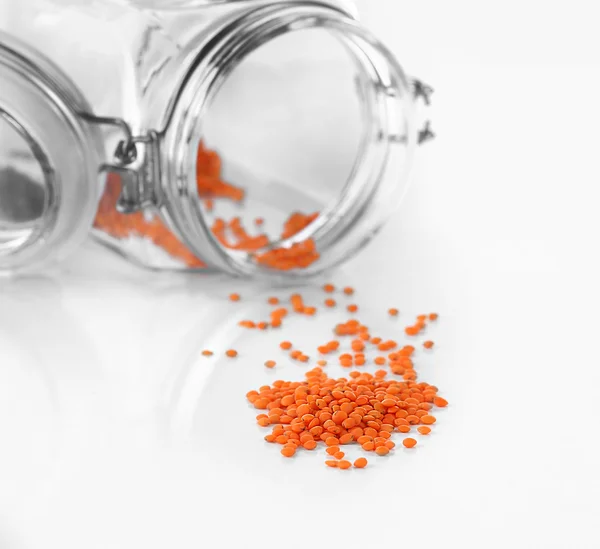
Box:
78;112;161;213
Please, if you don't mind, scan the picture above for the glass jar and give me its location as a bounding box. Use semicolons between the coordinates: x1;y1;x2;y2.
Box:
0;0;433;278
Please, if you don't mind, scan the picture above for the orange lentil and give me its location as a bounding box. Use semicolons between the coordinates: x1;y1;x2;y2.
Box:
281;446;296;457
226;349;238;358
323;284;335;293
280;341;292;350
268;297;279;305
403;438;417;448
339;433;353;445
343;287;355;295
317;359;327;366
325;460;339;468
434;397;448;407
264;360;276;368
429;313;439;321
255;217;264;226
351;340;365;352
338;460;352;470
334;451;345;460
388;308;399;316
229;293;241;302
332;411;348;425
347;304;358;313
248;322;444;466
354;457;368;468
423;340;434;349
324;298;336;308
201;350;213;357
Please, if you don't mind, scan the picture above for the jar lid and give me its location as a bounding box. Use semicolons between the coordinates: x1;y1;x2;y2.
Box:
0;32;102;274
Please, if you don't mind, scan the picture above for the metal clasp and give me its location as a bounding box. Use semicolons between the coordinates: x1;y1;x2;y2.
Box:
78;113;162;213
412;79;435;145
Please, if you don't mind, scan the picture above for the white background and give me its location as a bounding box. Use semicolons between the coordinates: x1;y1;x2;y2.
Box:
2;1;600;548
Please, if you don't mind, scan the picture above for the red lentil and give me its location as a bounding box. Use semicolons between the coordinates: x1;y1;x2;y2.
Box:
245;297;446;470
354;457;368;468
281;446;296;457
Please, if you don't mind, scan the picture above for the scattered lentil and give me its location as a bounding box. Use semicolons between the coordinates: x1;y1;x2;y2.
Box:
354;457;368;468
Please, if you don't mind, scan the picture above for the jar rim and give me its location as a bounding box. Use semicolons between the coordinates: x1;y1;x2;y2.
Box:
0;32;103;274
161;2;416;278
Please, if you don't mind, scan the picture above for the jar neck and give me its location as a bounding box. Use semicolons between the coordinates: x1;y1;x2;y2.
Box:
161;2;418;278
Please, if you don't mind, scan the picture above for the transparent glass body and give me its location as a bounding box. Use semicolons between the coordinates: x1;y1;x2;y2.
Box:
0;0;428;278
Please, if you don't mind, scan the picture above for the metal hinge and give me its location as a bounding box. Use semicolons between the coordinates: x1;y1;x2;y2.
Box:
412;79;435;144
78;113;162;213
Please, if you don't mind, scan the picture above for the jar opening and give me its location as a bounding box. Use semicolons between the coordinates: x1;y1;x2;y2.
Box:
165;5;416;277
0;108;54;256
200;26;364;267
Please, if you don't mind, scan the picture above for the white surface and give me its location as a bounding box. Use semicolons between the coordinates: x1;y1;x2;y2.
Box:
2;1;600;548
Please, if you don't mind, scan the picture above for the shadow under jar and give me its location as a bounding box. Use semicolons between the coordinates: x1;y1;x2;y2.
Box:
0;0;432;278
